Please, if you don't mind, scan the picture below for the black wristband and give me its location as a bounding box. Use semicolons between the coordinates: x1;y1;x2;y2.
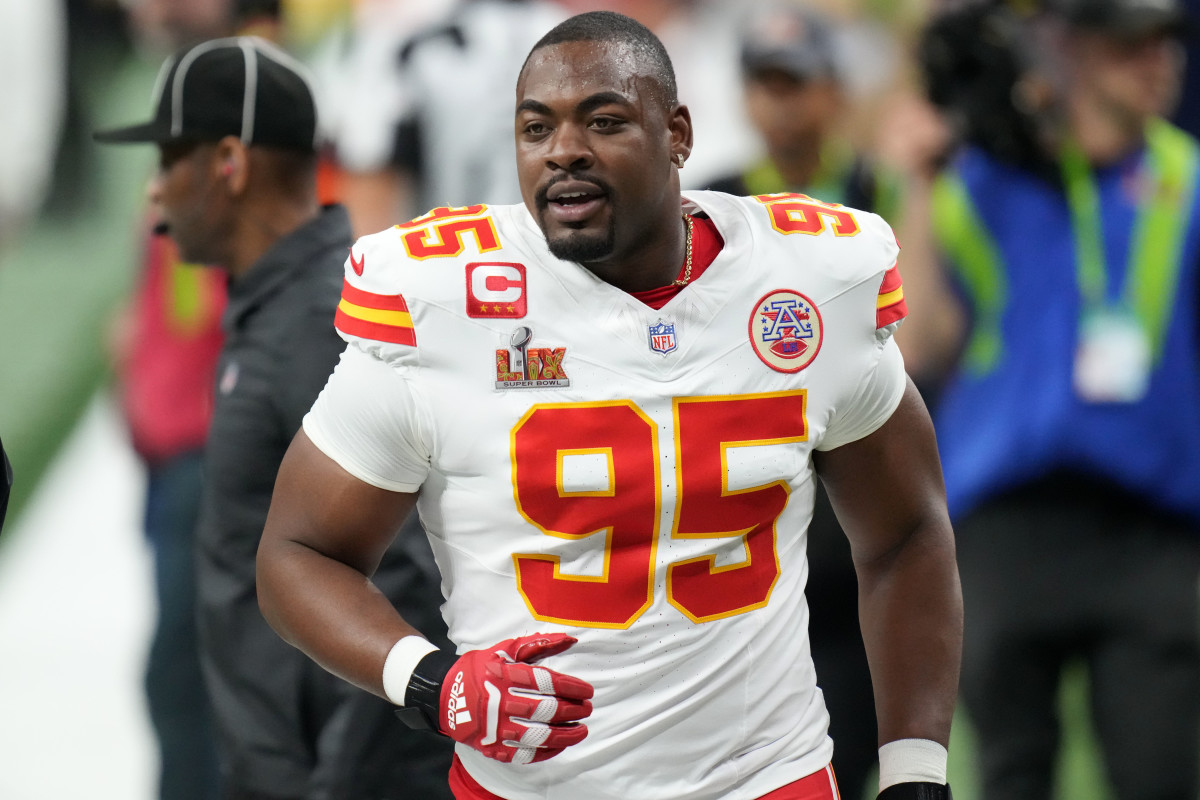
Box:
394;648;457;732
877;783;953;800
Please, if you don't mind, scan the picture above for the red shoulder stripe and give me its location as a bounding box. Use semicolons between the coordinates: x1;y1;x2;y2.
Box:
878;263;903;294
334;309;417;346
875;262;907;328
340;279;410;312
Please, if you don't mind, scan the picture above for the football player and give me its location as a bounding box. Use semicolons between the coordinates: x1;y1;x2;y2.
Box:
258;11;961;800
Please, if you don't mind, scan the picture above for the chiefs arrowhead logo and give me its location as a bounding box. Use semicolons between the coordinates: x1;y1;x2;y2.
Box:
350;248;365;276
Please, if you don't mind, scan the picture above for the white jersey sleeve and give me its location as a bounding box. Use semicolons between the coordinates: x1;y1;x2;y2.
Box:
303;345;432;493
816;334;906;451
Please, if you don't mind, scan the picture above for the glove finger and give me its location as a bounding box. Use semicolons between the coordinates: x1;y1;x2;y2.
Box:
526;747;568;764
500;720;589;753
496;744;577;765
535;721;589;750
505;691;593;724
507;632;578;663
501;662;595;700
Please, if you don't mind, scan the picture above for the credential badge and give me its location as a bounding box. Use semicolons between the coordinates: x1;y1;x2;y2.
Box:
749;289;823;373
648;319;678;355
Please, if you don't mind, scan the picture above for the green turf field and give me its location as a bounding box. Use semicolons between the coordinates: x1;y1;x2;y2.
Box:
0;53;156;527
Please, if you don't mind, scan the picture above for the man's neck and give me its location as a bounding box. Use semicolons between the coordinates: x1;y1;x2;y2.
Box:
1067;96;1147;166
227;201;321;279
770;132;826;189
577;201;689;295
774;151;821;190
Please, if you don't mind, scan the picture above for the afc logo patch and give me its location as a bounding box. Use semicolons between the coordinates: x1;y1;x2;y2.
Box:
749;289;823;373
466;262;527;318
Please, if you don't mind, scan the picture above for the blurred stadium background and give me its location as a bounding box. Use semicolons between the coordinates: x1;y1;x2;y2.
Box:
0;0;1142;797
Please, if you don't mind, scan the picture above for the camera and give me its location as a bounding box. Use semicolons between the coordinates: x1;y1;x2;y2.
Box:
918;1;1055;172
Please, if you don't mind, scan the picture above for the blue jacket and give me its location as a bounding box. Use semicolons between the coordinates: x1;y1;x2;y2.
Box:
931;128;1200;524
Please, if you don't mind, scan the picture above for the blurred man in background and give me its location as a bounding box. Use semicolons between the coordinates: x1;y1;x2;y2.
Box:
706;3;896;214
908;1;1200;798
331;0;569;234
328;0;756;236
96;34;453;800
107;3;290;797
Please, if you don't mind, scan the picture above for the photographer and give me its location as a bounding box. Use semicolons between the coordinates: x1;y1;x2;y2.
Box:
905;1;1200;798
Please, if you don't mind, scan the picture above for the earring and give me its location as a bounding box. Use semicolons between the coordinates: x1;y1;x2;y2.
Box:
675;153;685;168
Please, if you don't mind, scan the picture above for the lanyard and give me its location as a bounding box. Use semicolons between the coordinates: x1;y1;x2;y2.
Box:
1058;121;1198;358
1058;139;1114;310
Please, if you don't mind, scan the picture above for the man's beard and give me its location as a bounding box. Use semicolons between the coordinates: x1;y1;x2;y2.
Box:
535;173;617;263
545;218;616;263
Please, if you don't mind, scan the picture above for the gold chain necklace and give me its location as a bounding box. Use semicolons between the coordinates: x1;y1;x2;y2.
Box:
672;214;695;287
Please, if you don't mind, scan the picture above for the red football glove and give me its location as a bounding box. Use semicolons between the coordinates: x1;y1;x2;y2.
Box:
434;633;594;764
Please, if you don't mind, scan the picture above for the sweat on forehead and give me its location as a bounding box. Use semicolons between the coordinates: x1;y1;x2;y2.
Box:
519;10;679;106
518;41;670;111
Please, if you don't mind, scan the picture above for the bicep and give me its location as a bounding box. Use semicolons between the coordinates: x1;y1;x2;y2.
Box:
813;377;949;564
263;428;418;577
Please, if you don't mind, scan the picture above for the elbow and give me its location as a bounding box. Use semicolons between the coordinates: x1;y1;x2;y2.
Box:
255;537;289;639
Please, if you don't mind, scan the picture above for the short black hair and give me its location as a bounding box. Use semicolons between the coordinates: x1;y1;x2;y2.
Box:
522;11;679;107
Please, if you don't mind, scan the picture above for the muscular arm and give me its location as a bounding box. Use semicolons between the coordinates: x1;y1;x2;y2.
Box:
257;428;423;699
813;377;962;747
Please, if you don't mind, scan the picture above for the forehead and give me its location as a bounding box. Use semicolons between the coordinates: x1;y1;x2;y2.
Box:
517;39;661;109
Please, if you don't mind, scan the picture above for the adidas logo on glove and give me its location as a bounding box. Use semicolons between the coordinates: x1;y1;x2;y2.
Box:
447;670;472;730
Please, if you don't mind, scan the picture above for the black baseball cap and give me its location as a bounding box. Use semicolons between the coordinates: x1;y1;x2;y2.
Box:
739;3;841;83
1050;0;1189;36
94;36;318;151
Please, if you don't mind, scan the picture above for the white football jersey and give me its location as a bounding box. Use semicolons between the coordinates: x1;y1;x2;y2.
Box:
304;190;907;800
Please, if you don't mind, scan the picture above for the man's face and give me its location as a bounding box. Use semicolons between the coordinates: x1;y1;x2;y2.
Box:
743;68;842;161
148;140;229;265
1069;28;1184;124
514;40;681;265
130;0;233;52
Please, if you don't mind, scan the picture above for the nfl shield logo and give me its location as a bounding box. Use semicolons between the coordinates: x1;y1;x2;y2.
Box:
648;320;677;355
